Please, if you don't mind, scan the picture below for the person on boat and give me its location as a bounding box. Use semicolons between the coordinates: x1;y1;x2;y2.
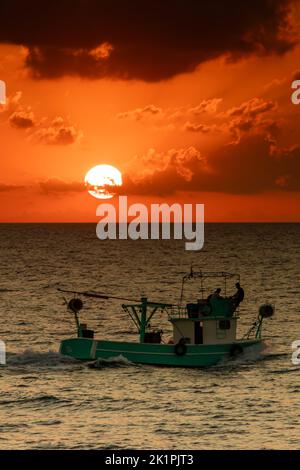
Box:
207;288;222;301
232;282;244;306
211;288;222;299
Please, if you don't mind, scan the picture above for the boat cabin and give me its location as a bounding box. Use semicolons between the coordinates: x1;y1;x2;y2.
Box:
168;270;240;345
170;315;237;345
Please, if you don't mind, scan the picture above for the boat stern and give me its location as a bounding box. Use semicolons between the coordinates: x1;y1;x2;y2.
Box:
59;337;96;360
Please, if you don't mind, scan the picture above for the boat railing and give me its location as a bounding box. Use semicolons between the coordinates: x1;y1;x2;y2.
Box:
168;304;239;321
169;305;188;318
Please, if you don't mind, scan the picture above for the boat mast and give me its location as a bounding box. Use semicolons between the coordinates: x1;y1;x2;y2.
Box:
140;297;148;343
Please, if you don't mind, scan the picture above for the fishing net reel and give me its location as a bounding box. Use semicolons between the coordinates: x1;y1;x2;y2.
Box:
243;303;274;340
68;298;83;313
258;304;274;319
66;297;94;338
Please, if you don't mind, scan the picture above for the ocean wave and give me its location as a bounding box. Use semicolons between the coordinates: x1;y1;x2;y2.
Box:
0;395;61;406
210;344;263;369
35;419;62;426
0;288;18;292
0;422;29;429
6;350;80;366
42;282;62;289
87;354;134;369
269;367;300;375
260;352;290;359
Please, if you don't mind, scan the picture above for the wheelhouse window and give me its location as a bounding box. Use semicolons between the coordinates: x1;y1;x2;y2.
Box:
218;320;231;330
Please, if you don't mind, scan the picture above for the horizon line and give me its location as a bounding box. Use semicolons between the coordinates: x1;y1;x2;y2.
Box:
0;221;299;224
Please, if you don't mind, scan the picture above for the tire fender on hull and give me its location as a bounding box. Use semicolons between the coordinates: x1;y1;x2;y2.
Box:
174;341;187;356
229;344;244;357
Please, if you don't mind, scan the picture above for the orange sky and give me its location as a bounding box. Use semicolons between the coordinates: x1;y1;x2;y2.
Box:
1;1;300;222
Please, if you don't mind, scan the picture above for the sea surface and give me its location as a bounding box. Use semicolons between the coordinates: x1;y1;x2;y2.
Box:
0;223;299;450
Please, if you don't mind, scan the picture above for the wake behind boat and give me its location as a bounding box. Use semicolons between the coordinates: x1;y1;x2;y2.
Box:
58;270;274;367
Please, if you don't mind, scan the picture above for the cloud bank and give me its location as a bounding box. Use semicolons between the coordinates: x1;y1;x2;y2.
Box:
0;0;296;81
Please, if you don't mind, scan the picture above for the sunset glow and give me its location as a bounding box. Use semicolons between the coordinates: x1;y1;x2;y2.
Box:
0;1;300;221
85;164;122;199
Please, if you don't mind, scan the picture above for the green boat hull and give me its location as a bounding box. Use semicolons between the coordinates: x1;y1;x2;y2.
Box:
59;337;263;367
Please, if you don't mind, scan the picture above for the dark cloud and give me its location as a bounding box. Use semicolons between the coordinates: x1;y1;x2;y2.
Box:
0;0;296;81
292;69;300;80
0;180;85;195
116;100;222;125
189;99;223;114
33;117;81;145
227;98;277;118
184;122;215;133
117;105;162;120
39;179;85;194
0;183;25;192
4;131;300;197
9;109;35;128
120;135;300;195
115;97;278;136
223;98;278;139
1;92;80;144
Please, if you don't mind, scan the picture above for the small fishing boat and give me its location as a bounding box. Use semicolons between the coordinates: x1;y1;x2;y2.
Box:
58;270;274;367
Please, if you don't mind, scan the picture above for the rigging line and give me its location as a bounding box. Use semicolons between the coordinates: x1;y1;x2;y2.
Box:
57;288;173;306
58;287;140;302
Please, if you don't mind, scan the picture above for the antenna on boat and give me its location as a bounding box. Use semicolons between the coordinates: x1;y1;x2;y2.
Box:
189;264;194;278
180;263;194;305
258;230;269;304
